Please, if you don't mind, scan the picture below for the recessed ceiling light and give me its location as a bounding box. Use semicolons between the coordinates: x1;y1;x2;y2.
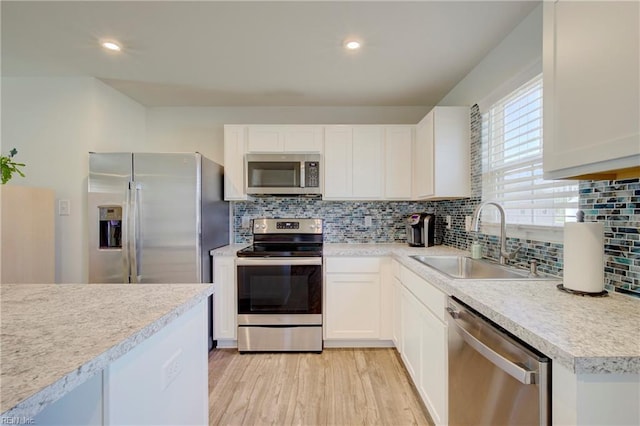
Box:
344;40;361;50
101;40;122;52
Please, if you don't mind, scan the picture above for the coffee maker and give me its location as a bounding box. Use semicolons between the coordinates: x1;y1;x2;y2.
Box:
406;213;435;247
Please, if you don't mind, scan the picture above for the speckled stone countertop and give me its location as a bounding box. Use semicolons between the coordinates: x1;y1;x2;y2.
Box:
0;283;213;419
210;243;249;256
211;243;640;374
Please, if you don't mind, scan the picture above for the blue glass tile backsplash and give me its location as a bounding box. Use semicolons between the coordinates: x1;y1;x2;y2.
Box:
232;199;436;243
230;105;639;296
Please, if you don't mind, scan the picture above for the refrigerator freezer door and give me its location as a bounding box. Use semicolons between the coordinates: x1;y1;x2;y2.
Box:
88;153;133;283
133;153;201;283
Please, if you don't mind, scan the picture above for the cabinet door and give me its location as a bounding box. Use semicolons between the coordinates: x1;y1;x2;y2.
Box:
433;108;470;198
282;126;323;152
379;258;394;340
325;273;380;339
384;126;413;199
413;112;435;199
213;257;237;340
413;107;470;199
324;126;353;199
352;126;383;199
400;287;421;381
543;1;640;179
419;306;448;426
246;126;283;152
223;125;247;200
392;276;403;350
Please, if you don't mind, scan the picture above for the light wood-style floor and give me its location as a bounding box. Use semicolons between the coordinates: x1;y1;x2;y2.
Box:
208;348;434;426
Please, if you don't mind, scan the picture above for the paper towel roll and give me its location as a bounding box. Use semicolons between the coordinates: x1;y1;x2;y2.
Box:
563;222;605;293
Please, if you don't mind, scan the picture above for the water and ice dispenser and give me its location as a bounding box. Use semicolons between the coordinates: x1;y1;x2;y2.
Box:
98;206;122;249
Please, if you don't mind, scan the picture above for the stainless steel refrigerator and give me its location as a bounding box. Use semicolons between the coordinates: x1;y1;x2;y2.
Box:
88;152;229;348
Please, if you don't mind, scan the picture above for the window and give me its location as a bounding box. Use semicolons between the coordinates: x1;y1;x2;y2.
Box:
481;74;578;240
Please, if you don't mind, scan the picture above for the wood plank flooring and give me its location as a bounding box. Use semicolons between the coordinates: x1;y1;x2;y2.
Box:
208;348;434;426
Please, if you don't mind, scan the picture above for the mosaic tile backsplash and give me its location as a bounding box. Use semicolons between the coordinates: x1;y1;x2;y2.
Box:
231;104;639;296
579;178;640;295
232;199;435;243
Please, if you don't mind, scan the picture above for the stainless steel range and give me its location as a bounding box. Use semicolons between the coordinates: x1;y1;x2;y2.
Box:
236;218;323;353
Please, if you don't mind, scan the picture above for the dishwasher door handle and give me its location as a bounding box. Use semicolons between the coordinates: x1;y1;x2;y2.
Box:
449;313;537;385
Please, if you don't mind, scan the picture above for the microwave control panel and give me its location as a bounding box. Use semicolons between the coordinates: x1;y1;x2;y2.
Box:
305;162;320;188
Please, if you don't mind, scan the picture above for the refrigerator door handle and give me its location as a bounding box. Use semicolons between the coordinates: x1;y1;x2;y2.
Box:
122;184;131;283
130;183;142;283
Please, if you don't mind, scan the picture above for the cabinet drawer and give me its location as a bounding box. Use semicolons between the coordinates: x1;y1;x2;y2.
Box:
400;265;446;322
325;257;380;273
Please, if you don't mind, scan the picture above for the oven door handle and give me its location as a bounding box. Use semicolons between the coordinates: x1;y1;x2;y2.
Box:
236;257;322;266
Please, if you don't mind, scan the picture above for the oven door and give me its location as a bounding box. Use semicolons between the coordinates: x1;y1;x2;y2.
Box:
236;257;322;319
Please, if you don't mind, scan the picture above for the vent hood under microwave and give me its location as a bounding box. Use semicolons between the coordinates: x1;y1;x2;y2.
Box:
245;153;322;196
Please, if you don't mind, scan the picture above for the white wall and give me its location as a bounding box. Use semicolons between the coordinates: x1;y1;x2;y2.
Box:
438;4;542;107
0;5;541;283
145;106;431;166
1;77;145;283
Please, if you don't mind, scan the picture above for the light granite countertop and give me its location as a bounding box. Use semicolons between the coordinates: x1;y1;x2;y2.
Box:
0;283;214;419
212;242;640;374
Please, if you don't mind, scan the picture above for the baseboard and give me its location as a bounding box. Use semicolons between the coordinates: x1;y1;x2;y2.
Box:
323;339;395;348
215;339;238;349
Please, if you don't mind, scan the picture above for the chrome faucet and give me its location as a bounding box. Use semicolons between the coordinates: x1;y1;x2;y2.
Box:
471;201;519;265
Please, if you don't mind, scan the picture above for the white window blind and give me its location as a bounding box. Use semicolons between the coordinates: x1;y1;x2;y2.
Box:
481;74;578;233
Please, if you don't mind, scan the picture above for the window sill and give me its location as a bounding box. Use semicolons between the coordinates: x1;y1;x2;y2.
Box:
480;223;565;244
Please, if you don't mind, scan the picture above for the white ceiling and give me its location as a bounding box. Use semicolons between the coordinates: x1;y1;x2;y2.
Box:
1;1;539;107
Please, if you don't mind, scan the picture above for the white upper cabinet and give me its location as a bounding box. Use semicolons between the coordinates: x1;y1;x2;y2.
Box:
324;126;384;200
543;1;640;180
413;107;470;199
223;125;247;200
246;125;323;153
384;126;414;199
352;127;384;199
324;125;413;200
324;126;353;199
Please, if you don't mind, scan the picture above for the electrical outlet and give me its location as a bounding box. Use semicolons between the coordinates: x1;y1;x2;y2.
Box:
58;199;70;216
364;216;372;227
446;215;452;230
162;348;183;390
241;216;251;228
465;216;472;232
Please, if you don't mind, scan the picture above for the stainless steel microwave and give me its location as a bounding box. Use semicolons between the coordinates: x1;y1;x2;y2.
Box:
245;153;322;196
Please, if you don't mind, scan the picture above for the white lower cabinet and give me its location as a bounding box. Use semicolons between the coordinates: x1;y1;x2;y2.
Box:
212;256;237;343
418;305;448;426
391;260;402;348
400;287;422;379
324;257;393;344
325;257;380;340
397;263;448;426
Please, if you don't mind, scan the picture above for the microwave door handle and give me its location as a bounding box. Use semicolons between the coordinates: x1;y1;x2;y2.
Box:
300;161;305;188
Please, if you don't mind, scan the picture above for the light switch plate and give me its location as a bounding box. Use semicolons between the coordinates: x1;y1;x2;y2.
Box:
446;215;452;230
465;216;472;232
58;199;70;216
364;216;372;227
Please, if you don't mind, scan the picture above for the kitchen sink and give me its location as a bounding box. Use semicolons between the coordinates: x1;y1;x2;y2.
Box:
410;255;552;280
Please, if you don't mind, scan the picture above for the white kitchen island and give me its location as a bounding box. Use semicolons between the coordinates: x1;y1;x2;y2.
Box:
0;283;213;425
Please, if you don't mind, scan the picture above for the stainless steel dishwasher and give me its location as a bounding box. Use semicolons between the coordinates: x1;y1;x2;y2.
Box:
447;297;550;426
